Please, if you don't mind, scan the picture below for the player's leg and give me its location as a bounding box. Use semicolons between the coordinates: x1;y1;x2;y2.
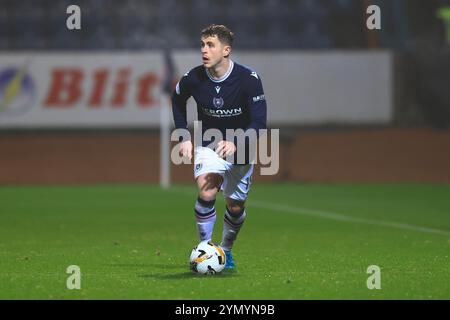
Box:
193;146;227;241
221;197;246;253
220;164;253;269
194;172;223;242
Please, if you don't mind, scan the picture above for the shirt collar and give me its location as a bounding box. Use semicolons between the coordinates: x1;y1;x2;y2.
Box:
205;60;234;83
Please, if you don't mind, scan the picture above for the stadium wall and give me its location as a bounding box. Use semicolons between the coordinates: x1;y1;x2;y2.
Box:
1;51;448;184
0;128;449;184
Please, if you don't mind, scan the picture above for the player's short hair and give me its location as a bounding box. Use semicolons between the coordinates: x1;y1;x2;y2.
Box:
201;24;234;47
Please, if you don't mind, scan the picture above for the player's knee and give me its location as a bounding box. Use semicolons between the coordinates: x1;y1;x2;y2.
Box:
226;201;245;216
196;173;222;201
198;189;217;202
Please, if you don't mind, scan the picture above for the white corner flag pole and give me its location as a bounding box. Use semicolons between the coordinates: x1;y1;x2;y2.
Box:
160;94;171;189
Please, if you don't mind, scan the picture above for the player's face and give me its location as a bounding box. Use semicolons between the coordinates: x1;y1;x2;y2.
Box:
200;36;230;68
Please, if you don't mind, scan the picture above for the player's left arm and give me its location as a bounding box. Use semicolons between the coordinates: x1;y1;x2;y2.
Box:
244;71;267;133
217;71;267;158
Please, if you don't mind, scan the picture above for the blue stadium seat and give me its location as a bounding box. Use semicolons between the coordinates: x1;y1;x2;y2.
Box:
298;21;332;48
0;25;10;50
83;25;117;50
2;0;367;50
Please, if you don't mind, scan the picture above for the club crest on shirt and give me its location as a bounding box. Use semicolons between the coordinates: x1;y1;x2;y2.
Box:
195;163;202;172
212;97;224;109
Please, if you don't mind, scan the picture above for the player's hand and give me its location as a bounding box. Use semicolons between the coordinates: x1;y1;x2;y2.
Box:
216;140;236;158
180;140;193;160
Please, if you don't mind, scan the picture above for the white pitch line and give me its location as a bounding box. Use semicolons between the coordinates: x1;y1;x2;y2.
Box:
250;200;450;237
168;187;450;237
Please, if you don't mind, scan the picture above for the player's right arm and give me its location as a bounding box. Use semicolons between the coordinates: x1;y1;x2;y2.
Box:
172;72;193;159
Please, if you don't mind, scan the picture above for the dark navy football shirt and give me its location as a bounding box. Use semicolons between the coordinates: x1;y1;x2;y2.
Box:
172;60;267;154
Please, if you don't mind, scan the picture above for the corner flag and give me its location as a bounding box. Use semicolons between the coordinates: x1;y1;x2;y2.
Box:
160;47;178;189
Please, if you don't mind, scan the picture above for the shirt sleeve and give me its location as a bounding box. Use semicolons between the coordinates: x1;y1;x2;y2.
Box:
171;72;192;130
229;70;267;163
244;71;267;134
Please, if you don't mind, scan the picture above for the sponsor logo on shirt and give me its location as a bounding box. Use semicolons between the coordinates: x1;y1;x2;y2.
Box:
202;107;243;117
212;97;224;109
252;94;265;102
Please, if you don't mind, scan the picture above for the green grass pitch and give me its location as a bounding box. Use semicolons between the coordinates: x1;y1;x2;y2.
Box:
0;183;449;299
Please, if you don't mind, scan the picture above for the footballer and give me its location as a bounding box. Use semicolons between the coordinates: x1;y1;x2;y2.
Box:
172;24;267;270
